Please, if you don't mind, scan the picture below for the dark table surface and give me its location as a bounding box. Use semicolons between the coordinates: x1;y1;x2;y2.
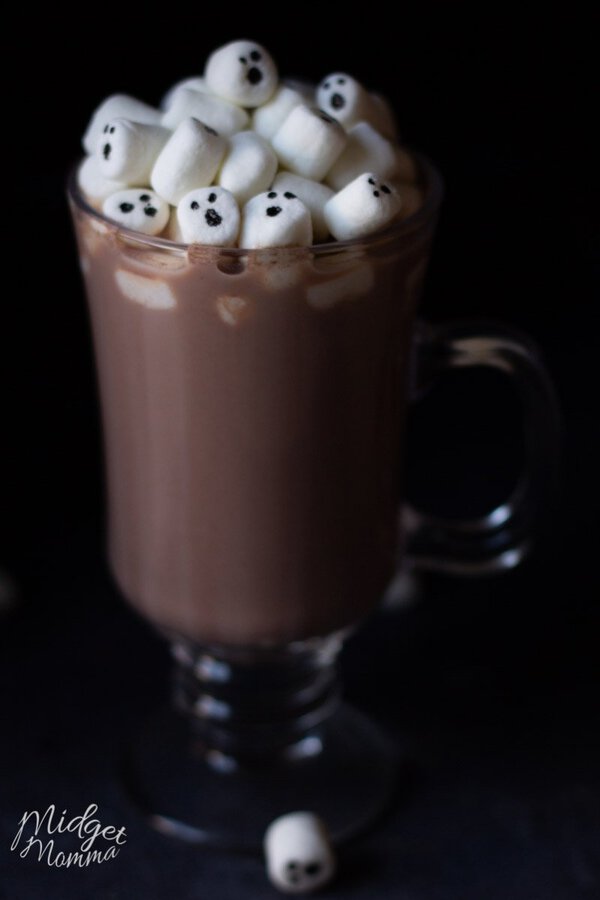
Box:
2;5;598;898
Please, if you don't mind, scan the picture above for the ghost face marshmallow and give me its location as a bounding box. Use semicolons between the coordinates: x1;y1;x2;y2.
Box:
78;38;421;247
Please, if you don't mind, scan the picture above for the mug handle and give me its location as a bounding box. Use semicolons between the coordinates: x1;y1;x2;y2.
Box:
400;319;561;576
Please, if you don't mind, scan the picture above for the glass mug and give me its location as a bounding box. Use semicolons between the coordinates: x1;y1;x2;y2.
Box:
68;157;558;849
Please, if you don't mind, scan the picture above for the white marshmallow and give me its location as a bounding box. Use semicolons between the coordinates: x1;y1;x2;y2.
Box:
326;122;415;191
161;88;249;135
272;173;333;242
216;295;251;327
217;131;277;205
324;172;402;241
205;40;278;107
115;269;176;310
264;812;336;894
151;118;227;205
77;155;126;202
82;94;162;154
316;72;372;129
177;186;240;246
283;78;315;102
252;86;305;140
161;75;209;109
96;119;170;185
240;190;312;249
103;189;170;236
272;106;347;182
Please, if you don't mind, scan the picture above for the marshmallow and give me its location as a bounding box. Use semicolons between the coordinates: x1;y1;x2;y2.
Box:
216;295;251;327
252;86;305;140
283;78;315;102
177;186;240;246
151;118;226;205
96;119;170;185
326;122;415;191
77;155;126;202
217;131;277;205
83;94;162;155
240;190;312;249
115;269;176;310
161;75;209;109
205;40;278;107
272;173;334;242
324;173;402;241
272;106;347;181
316;72;372;129
161;88;249;135
103;189;170;236
264;812;336;894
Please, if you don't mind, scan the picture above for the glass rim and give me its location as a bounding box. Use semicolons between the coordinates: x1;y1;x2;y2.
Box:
67;151;443;259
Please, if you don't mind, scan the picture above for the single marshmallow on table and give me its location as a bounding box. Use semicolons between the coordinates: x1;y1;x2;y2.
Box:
252;85;305;140
272;172;334;242
177;186;240;245
272;106;347;182
161;75;209;109
151;118;226;205
103;189;169;235
264;812;336;894
217;131;277;205
240;190;312;249
161;88;249;135
324;172;402;241
96;119;170;185
205;40;278;107
82;94;162;155
78;155;126;202
326;121;416;191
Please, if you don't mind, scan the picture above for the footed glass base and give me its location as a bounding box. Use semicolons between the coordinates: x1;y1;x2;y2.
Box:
121;702;400;853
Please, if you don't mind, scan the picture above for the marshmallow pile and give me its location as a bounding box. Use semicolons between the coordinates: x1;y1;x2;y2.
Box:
79;39;419;248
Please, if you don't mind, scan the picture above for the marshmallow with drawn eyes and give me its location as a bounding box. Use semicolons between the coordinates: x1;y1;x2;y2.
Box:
151;118;227;205
177;187;240;246
272;106;347;182
240;190;312;249
103;189;170;235
205;40;278;107
324;173;402;241
252;85;306;140
316;72;372;129
96;119;170;185
264;812;336;894
217;131;277;205
161;88;249;135
272;172;334;242
82;94;162;155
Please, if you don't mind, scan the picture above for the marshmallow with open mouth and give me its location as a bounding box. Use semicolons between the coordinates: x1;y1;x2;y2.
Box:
177;186;240;245
82;94;162;155
161;88;249;135
272;106;347;181
240;190;312;249
103;189;170;235
217;131;277;205
264;812;336;894
316;72;372;129
151;118;227;205
205;40;278;107
96;119;170;185
324;172;402;241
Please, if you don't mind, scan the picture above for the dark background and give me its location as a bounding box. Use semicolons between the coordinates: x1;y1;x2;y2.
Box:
1;5;598;899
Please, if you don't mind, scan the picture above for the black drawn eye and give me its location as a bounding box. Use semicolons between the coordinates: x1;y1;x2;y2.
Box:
208;192;217;203
373;190;380;197
190;201;199;210
283;191;296;199
267;191;277;198
103;124;109;133
239;56;247;64
323;81;330;90
337;77;346;85
305;862;322;876
139;194;151;201
109;126;115;134
368;177;376;184
381;184;391;194
250;50;261;61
